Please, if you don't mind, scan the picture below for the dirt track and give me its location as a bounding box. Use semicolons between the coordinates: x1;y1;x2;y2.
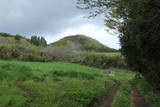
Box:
99;84;120;107
132;86;150;107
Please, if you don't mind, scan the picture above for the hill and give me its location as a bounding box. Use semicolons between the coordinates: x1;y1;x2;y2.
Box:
51;34;117;52
0;32;33;47
0;33;49;61
0;33;122;68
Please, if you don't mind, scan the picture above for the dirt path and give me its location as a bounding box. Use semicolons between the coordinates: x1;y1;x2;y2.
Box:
132;86;150;107
98;84;120;107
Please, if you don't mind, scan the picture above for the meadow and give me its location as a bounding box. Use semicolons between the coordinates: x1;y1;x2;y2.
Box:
0;60;133;107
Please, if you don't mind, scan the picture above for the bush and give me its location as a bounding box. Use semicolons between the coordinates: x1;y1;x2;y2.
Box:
14;35;22;41
80;52;128;69
0;44;52;62
51;70;98;80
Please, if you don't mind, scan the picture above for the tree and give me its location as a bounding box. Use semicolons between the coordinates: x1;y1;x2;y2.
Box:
77;0;160;89
40;37;47;46
14;34;22;41
31;36;47;46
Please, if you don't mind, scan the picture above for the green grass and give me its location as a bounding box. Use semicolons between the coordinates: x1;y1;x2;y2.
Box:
0;60;132;107
0;60;134;107
112;82;134;107
111;69;134;107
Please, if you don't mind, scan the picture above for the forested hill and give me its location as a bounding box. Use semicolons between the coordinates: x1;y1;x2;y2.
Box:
51;34;117;52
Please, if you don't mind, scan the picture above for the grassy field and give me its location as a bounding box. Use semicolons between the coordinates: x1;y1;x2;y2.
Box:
0;60;134;107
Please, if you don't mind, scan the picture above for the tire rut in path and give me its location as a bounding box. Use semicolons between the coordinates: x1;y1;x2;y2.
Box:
99;84;120;107
132;86;150;107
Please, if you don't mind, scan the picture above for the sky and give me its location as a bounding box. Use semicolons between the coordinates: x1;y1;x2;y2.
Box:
0;0;120;49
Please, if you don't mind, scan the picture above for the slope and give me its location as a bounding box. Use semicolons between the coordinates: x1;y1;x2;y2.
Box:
51;34;117;52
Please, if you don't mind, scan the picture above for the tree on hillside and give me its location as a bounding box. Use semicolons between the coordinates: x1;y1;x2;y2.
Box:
77;0;160;89
40;37;47;46
14;34;22;41
31;36;47;46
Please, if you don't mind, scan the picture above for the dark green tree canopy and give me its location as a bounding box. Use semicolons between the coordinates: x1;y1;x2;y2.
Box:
31;36;47;46
77;0;160;89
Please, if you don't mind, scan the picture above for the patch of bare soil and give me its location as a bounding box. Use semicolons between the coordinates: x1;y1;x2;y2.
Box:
132;86;150;107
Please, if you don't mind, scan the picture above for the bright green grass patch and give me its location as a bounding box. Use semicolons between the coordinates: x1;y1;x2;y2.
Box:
0;81;27;107
111;82;134;107
0;60;121;107
0;60;134;107
111;69;135;107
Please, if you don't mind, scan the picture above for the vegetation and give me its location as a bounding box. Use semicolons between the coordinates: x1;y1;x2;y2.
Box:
1;0;160;106
111;70;134;107
0;32;158;106
81;52;127;69
112;83;133;107
0;60;134;107
77;0;160;89
0;44;51;62
31;36;47;46
0;60;159;107
52;34;117;52
0;33;123;69
131;77;160;107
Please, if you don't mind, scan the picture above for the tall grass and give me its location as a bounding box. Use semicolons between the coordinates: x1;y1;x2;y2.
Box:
0;60;121;107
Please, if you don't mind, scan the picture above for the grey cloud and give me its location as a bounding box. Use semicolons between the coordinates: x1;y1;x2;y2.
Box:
0;0;87;36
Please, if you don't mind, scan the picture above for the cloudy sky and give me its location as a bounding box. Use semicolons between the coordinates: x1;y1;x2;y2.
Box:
0;0;120;49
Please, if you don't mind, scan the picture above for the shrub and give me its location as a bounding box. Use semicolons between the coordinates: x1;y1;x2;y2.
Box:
14;35;22;41
80;52;128;69
51;70;97;80
0;44;52;62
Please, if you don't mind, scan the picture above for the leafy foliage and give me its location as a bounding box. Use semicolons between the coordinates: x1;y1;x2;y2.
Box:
31;36;47;46
77;0;160;89
0;44;52;62
81;52;128;69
